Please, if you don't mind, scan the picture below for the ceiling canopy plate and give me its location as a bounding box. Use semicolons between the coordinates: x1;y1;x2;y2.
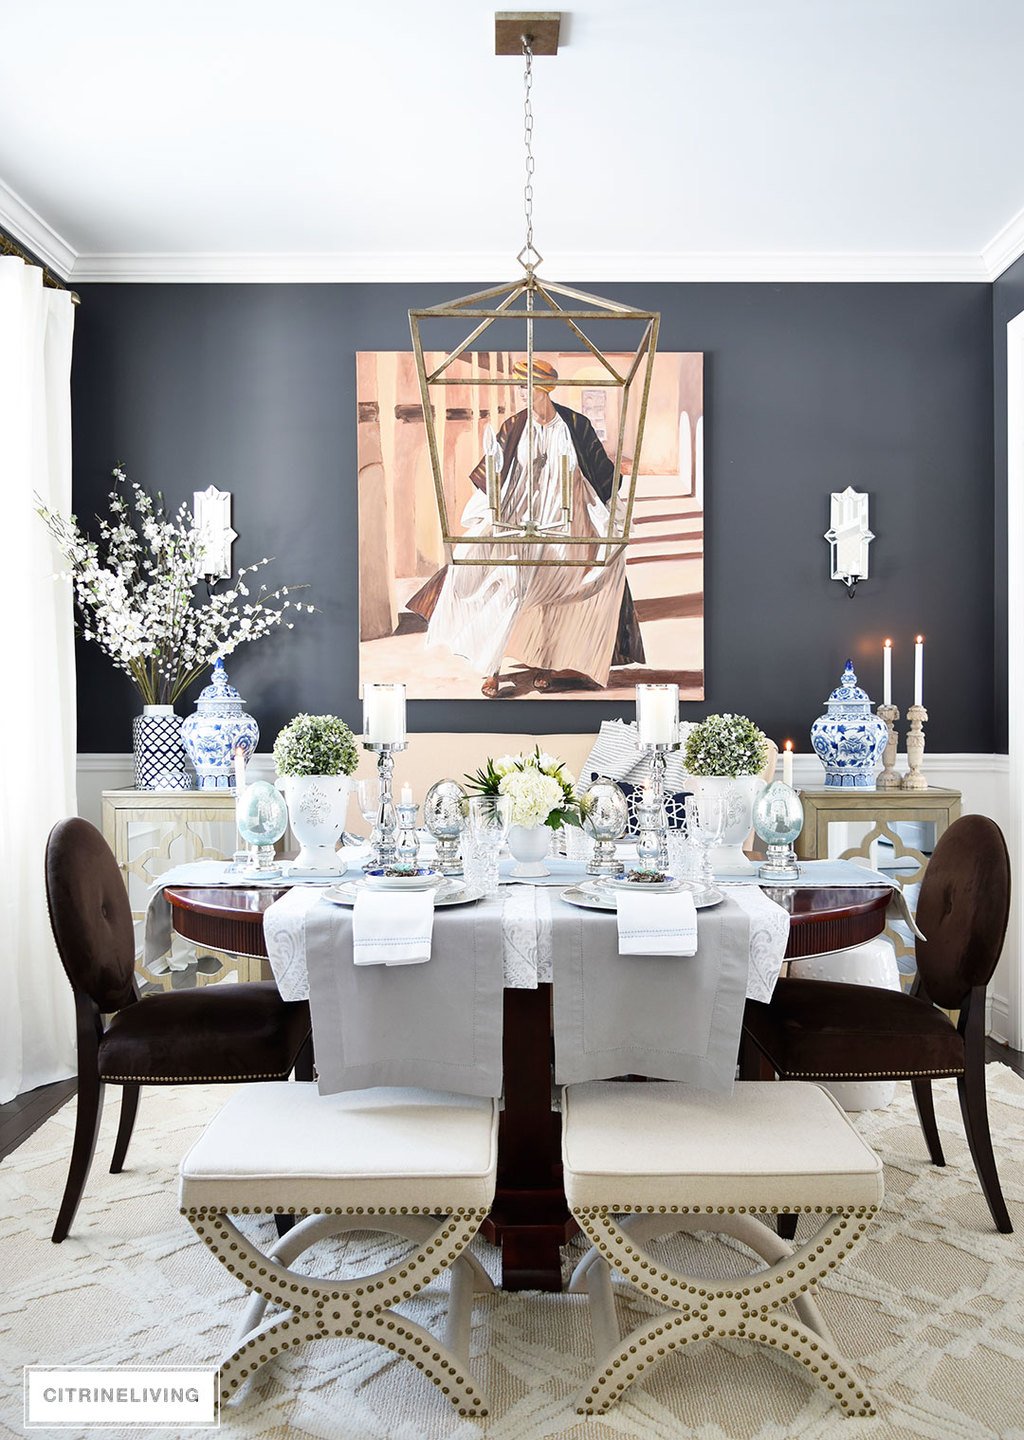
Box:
495;11;561;55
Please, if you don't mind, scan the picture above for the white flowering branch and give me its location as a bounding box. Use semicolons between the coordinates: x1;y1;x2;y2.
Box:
37;466;314;707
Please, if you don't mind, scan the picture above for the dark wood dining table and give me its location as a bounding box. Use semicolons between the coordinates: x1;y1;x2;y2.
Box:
164;880;892;1292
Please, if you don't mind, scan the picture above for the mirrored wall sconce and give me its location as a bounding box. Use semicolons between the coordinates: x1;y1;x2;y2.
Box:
824;486;874;597
193;485;238;581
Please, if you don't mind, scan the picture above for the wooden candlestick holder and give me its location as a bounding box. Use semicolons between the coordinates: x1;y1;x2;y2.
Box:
876;704;901;789
902;705;928;790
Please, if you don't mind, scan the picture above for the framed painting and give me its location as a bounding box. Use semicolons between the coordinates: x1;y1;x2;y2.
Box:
357;349;704;701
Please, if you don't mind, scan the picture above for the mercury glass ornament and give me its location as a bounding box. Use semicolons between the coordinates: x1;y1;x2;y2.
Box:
236;779;289;875
423;778;467;876
580;777;628;877
753;780;804;880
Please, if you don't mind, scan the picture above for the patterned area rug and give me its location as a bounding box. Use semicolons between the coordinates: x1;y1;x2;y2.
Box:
1;1069;1022;1440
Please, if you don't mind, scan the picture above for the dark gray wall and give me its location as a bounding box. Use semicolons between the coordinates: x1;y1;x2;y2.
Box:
71;281;995;754
992;253;1024;752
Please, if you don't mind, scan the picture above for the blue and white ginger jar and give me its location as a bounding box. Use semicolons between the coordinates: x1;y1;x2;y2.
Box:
182;659;259;790
810;661;887;789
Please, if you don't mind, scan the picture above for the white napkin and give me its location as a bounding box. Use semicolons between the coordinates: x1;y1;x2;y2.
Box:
615;887;698;957
352;888;435;966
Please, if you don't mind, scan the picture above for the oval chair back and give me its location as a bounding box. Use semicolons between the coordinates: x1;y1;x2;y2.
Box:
914;814;1010;1012
44;817;138;1014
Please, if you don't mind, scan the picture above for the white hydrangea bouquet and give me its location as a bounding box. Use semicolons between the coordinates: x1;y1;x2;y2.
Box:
37;466;314;707
465;747;581;830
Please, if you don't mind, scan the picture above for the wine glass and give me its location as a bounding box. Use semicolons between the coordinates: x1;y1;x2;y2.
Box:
466;795;512;893
356;776;381;834
687;790;729;886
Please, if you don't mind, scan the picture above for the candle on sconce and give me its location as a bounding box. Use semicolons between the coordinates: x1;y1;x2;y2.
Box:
233;745;247;792
782;740;794;789
883;638;892;706
636;683;679;746
400;783;414;806
914;636;924;707
363;682;407;745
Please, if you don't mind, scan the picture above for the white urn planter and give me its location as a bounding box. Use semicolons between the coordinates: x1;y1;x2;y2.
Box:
691;774;766;872
280;775;352;873
507;823;551;878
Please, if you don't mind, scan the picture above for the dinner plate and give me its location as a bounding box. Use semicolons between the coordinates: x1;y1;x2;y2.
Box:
561;881;725;912
323;881;484;908
361;867;441;890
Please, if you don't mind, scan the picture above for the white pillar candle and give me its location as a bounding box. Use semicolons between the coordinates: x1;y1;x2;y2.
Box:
914;636;924;707
234;746;246;791
883;638;892;706
364;683;407;744
636;684;679;746
400;783;413;806
782;741;793;789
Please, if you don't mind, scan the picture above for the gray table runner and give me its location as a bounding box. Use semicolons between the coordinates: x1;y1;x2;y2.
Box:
550;892;751;1093
303;892;506;1098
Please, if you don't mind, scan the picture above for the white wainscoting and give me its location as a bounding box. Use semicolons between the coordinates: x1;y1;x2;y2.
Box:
76;750;1017;1046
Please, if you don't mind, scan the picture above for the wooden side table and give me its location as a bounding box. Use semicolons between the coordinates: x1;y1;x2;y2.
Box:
796;786;962;969
101;789;268;990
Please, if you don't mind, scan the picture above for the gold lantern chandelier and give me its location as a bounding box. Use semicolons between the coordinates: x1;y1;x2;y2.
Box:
408;11;660;568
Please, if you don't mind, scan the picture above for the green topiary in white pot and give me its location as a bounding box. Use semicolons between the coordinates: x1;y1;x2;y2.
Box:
273;714;358;873
683;713;770;873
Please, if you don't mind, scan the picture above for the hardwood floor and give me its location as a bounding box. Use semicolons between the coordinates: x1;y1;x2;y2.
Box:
0;1076;76;1162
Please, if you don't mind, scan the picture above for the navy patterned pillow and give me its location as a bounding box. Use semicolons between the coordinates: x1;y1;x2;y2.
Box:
619;780;692;836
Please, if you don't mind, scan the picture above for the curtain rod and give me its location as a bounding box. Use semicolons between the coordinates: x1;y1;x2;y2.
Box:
0;232;81;305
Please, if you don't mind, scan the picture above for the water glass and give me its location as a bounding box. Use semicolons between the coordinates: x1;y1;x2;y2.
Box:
564;824;595;869
688;792;728;884
461;830;501;895
666;828;700;881
465;794;511;895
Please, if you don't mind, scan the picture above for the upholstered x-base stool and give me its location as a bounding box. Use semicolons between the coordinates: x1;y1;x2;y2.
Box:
562;1080;883;1418
179;1083;498;1418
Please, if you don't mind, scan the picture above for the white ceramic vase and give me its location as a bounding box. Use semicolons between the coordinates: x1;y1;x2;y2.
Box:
507;823;551;878
280;775;352;873
691;774;766;872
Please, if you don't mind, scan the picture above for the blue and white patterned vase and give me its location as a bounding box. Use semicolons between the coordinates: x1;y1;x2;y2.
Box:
810;660;887;788
182;659;259;790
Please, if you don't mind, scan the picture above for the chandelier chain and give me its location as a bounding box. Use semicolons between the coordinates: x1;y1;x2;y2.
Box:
522;33;535;259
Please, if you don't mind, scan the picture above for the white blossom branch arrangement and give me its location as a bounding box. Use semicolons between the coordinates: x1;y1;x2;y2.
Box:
37;466;314;707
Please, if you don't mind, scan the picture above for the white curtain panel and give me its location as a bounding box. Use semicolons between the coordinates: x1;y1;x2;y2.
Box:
0;258;77;1103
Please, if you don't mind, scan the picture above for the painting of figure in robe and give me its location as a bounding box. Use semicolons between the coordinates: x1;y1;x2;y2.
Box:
357;350;704;701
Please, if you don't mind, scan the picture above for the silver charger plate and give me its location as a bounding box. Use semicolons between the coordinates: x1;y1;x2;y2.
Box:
560;880;725;912
323;880;485;908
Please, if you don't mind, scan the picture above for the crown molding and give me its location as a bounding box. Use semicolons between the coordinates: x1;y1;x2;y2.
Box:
982;203;1024;281
0;178;77;279
66;248;991;285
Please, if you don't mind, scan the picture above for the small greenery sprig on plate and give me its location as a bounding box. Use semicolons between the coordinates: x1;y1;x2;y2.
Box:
683;713;769;779
273;714;359;777
465;746;581;830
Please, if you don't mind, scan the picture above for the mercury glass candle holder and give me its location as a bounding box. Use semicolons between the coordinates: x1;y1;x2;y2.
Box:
395;801;420;870
753;780;804;880
235;780;288;877
424;779;467;876
580;777;628;877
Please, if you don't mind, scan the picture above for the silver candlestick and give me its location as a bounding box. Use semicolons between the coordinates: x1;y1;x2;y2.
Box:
641;742;679;874
876;704;901;789
395;801;420;870
363;741;407;870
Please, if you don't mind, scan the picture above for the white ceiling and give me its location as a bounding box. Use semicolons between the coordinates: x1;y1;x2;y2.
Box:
2;0;1023;282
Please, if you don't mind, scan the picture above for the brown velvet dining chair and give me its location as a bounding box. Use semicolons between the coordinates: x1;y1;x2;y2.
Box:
44;816;313;1243
741;813;1013;1233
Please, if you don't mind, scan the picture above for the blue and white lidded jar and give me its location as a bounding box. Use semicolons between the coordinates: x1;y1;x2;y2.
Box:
182;658;260;789
810;660;887;789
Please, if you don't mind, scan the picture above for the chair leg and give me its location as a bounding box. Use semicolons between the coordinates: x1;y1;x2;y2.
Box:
109;1084;140;1174
956;1069;1012;1233
911;1079;945;1166
293;1034;314;1082
52;1073;105;1243
739;1031;775;1082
